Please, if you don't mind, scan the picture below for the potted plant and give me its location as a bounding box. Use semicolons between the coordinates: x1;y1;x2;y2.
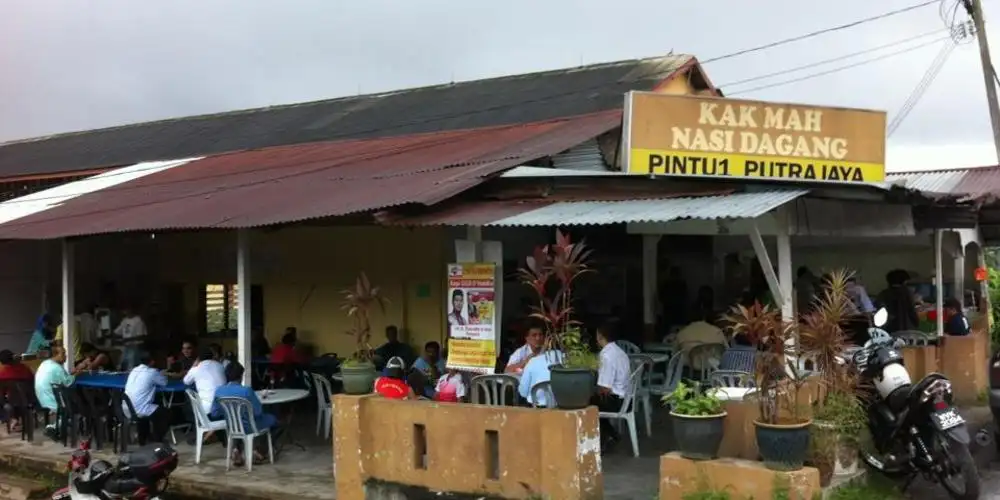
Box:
799;269;867;482
724;302;811;471
340;272;388;395
518;230;597;409
662;381;727;460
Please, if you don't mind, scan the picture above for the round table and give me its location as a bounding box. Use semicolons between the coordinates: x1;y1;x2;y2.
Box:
712;386;756;401
256;389;310;451
643;342;674;354
256;389;309;405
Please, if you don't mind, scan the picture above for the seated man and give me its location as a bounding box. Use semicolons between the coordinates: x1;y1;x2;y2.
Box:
944;298;971;336
167;340;198;376
375;358;416;400
592;321;631;451
76;343;113;372
123;353;169;445
410;341;446;398
0;349;34;429
184;350;226;416
518;349;563;407
504;321;545;374
373;325;415;369
212;362;280;466
34;346;84;440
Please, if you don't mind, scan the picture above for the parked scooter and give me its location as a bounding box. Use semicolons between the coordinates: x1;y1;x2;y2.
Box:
989;347;1000;451
852;308;981;500
51;439;178;500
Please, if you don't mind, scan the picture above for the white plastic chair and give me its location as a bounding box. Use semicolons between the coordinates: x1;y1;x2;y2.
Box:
709;370;754;388
529;381;555;408
650;351;685;398
470;375;520;406
184;389;227;465
311;373;334;439
615;340;642;355
217;397;275;472
598;363;644;458
628;354;655;437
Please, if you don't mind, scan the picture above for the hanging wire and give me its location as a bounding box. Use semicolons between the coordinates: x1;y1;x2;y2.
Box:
940;0;976;44
887;39;957;136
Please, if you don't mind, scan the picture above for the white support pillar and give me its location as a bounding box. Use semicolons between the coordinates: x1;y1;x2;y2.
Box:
61;239;75;373
642;235;662;339
953;251;966;304
236;229;252;386
935;229;944;337
748;222;783;309
466;226;483;261
776;229;793;324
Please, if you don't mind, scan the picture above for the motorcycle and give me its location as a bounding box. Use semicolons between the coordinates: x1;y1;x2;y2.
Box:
51;439;179;500
851;308;980;500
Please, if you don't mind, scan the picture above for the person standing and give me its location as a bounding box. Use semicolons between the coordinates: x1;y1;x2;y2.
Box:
116;307;148;370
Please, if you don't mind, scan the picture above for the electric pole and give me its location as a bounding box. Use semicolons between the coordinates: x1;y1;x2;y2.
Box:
964;0;1000;162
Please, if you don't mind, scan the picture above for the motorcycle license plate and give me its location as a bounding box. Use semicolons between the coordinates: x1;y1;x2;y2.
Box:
932;407;964;430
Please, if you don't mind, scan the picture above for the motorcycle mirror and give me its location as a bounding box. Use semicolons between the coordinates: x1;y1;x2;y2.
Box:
873;308;888;328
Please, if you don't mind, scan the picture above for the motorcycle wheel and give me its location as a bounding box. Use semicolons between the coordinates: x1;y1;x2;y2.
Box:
937;434;981;500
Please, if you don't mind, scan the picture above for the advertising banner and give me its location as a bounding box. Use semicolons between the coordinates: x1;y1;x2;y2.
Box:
623;92;887;183
445;262;497;373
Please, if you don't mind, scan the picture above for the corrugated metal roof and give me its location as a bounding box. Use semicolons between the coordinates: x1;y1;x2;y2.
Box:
384;189;807;227
0;54;694;178
0;111;621;239
887;165;1000;198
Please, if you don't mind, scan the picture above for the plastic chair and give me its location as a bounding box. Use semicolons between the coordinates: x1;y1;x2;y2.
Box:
470;375;520;406
529;381;555;408
111;390;141;453
709;370;754;388
184;389;227;465
598;363;644;457
217;397;274;472
311;373;334;439
628;354;655;437
649;351;685;398
615;340;642;355
78;386;113;450
52;385;83;448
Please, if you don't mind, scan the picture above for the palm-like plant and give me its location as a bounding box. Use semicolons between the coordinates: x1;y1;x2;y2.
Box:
723;302;804;424
517;229;596;365
341;272;388;364
799;269;855;397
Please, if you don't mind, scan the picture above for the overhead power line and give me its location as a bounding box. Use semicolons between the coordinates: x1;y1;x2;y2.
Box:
727;36;950;96
720;29;948;87
0;3;949;205
701;0;941;64
887;40;956;137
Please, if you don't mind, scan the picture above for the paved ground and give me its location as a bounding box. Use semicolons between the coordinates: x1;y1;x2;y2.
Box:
0;406;992;499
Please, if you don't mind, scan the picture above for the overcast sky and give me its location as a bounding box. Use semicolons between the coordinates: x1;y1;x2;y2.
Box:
0;0;997;171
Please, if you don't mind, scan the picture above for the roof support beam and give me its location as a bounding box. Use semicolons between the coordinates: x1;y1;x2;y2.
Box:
749;220;783;310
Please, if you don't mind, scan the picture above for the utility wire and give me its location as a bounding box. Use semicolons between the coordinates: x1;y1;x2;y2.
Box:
0;4;950;206
720;29;948;87
887;40;956;137
702;0;941;64
728;36;950;96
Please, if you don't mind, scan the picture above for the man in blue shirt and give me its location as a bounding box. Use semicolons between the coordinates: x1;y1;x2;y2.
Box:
411;341;446;398
212;362;279;466
518;350;563;407
944;298;971;336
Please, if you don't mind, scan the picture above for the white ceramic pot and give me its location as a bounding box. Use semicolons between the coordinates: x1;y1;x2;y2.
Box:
814;420;859;477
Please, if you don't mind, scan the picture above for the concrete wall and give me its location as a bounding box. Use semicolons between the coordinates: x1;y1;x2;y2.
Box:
333;395;602;500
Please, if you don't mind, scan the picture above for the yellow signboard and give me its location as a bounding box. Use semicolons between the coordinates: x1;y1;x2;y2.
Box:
623;92;887;183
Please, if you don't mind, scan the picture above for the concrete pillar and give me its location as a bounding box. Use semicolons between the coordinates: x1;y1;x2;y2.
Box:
236;229;252;387
61;239;75;373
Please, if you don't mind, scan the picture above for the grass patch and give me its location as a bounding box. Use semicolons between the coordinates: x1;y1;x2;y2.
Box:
827;476;903;500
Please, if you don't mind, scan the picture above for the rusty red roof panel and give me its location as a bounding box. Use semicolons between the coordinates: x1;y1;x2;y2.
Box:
0;110;621;239
887;165;1000;199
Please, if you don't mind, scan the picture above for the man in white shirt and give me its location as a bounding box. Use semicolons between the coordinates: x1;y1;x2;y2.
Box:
115;307;147;370
593;321;632;450
504;321;545;373
123;353;168;445
183;350;226;415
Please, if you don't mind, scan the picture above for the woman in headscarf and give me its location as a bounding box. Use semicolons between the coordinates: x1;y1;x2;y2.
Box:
25;314;53;355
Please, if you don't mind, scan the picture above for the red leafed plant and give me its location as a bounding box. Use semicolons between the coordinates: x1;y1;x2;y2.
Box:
341;272;388;366
518;230;595;364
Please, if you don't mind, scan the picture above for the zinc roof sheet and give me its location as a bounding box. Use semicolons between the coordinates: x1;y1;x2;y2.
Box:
0;111;621;239
887;165;1000;198
386;189;808;227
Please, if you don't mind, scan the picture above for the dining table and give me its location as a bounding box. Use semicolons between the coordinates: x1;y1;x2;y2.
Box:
75;372;189;406
257;388;310;451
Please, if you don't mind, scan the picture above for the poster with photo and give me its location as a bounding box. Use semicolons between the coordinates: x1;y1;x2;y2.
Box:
446;262;497;373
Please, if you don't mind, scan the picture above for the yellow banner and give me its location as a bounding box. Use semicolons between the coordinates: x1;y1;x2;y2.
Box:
624;92;886;184
446;339;496;372
631;149;885;183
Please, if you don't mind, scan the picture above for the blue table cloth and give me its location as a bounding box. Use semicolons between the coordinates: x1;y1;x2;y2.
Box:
75;373;188;392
